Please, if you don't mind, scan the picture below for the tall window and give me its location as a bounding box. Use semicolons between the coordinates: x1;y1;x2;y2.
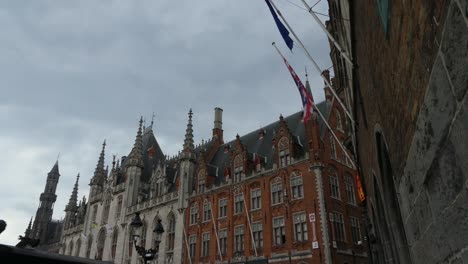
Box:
250;189;261;210
203;201;211;222
198;179;205;193
75;239;81;257
140;223;147;248
128;228;133;257
102;199;110;224
68;240;74;255
331;212;345;242
330;174;341;199
350;217;361;245
111;229;118;260
234;225;245;253
189;235;197;258
202;232;210;257
329;134;337;159
271;180;283;205
278;137;290;168
219;229;227;256
218;198;227;218
96;230;105;259
91;205;98;223
290;175;304;199
345;175;357;205
335;110;343;131
115;195;123;220
86;235;93;258
234;194;244;215
273;217;286;245
252;221;263;249
167;214;176;251
293;212;308;242
190;204;198;225
234;155;243;183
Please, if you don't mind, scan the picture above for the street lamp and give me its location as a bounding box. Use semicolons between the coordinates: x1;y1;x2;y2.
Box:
130;212;165;264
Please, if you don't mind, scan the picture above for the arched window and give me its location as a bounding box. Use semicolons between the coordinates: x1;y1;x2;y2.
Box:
102;198;111;225
96;228;106;260
166;212;176;263
75;238;81;257
111;228;119;260
278;137;290;168
335;110;343;131
86;235;93;259
141;221;147;248
329;133;337;159
68;240;74;255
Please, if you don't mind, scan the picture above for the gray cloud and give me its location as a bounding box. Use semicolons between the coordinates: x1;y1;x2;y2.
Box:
0;0;331;245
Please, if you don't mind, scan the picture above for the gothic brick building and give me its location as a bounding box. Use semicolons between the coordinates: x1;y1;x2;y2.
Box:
183;78;367;264
327;0;468;263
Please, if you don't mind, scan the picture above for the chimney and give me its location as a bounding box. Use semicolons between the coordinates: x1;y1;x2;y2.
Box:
212;107;224;143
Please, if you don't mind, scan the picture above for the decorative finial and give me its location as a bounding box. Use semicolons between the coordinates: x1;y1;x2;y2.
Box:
279;114;284;120
150;112;155;128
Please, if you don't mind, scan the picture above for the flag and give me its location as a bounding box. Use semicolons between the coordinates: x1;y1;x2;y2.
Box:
105;224;113;236
355;171;365;203
280;55;315;123
147;146;155;158
265;0;294;50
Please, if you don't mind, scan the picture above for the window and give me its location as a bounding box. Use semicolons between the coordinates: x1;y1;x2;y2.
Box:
219;229;228;256
335;110;343;131
140;224;147;248
91;205;98;223
234;194;244;215
330;174;341;199
167;214;176;251
350;217;361;245
331;212;345;242
111;230;118;260
218;198;227;218
75;239;81;257
189;235;197;258
115;196;123;220
203;201;211;222
250;189;261;211
102;199;110;225
198;179;205;193
293;212;308;242
271;181;283;205
278;137;290;167
273;217;286;245
234;166;243;183
329;134;337;159
86;235;93;258
345;176;357;205
190;204;198;225
234;225;245;253
252;222;263;249
290;175;304;199
202;232;210;257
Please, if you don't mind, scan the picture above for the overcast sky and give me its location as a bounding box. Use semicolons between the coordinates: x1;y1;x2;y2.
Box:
0;0;331;245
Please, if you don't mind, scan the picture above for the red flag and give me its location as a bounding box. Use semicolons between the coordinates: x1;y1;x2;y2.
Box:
355;171;365;203
280;56;315;123
147;146;155;157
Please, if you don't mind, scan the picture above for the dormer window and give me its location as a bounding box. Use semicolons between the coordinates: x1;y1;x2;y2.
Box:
278;137;290;168
198;179;205;193
233;155;243;183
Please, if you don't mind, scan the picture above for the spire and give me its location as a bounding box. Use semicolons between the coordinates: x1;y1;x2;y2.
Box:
49;160;60;175
66;174;80;211
91;140;106;185
25;217;33;238
183;109;194;151
127;117;144;167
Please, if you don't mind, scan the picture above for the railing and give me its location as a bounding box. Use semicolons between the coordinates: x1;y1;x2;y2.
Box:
126;192;179;215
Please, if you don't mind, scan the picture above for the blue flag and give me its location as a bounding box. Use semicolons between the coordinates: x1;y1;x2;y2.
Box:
265;0;293;50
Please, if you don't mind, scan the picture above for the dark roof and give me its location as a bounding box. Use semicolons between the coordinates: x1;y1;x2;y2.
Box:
141;128;165;182
48;161;60;175
316;101;330;137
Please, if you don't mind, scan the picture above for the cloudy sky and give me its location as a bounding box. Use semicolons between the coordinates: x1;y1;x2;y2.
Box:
0;0;331;245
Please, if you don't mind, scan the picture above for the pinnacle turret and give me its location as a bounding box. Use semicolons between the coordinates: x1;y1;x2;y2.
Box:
183;109;194;151
127;117;144;168
24;217;33;238
90;140;106;186
66;173;80;211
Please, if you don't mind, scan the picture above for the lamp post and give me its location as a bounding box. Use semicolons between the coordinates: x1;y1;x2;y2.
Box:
130;212;165;264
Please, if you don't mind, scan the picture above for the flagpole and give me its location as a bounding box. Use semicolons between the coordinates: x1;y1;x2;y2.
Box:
183;223;193;264
242;192;259;257
268;0;354;125
298;0;353;66
205;198;223;261
272;43;356;170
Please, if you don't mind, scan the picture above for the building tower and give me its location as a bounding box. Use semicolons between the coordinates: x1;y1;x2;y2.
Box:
31;161;60;243
64;173;80;229
177;109;197;211
125;117;144;206
89;141;106;203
